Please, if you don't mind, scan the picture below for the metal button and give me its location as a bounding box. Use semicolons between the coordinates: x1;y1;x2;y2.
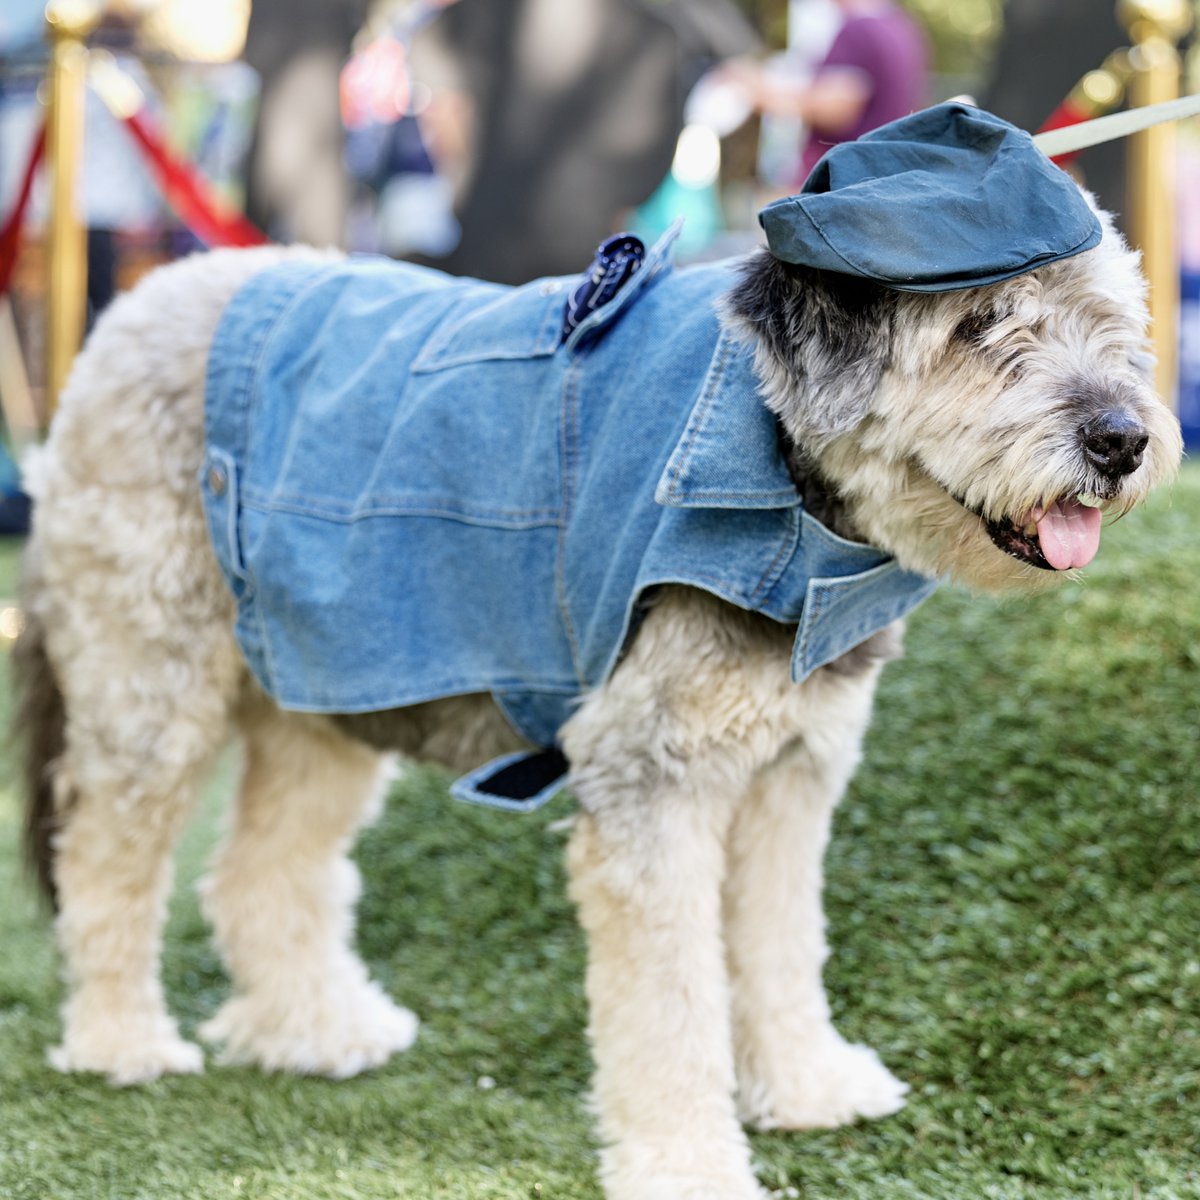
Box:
207;463;228;496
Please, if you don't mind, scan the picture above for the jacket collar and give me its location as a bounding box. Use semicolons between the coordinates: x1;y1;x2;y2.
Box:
655;327;801;511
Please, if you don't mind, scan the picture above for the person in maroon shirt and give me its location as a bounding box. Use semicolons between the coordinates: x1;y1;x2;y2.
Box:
746;0;930;184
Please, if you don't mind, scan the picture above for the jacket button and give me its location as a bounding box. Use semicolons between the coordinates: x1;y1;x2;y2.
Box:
207;464;228;496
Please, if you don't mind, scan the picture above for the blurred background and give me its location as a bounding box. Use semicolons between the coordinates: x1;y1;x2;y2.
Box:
2;0;1200;481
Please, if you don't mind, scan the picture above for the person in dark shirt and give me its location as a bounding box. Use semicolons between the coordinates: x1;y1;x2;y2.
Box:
743;0;929;184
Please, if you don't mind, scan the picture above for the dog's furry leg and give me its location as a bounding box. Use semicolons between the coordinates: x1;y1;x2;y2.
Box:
19;526;238;1084
725;668;908;1130
199;695;417;1076
48;756;214;1084
567;790;760;1200
562;590;804;1200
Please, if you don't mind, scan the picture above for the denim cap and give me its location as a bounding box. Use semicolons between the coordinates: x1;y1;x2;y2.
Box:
759;102;1103;293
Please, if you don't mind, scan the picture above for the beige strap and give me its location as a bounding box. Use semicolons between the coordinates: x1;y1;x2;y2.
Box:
1033;93;1200;157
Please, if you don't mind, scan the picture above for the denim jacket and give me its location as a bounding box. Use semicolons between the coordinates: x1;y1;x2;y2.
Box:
202;229;938;808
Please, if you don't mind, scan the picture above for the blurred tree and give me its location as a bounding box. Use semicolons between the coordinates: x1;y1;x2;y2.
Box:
242;0;368;245
905;0;1002;78
732;0;789;47
416;0;761;283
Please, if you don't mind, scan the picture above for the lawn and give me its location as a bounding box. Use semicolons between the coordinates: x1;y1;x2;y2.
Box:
1;465;1198;1200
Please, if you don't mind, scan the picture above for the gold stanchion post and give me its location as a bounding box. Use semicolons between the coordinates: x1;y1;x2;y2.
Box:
1118;0;1193;407
44;0;99;420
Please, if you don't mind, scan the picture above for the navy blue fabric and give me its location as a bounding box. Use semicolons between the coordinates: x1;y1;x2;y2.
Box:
202;229;939;801
562;234;645;341
760;102;1103;292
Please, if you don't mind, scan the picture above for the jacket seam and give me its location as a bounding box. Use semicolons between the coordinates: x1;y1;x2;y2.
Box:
241;492;560;527
748;507;802;606
556;356;585;685
663;333;730;502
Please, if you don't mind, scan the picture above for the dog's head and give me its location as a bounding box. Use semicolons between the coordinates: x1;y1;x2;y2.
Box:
726;207;1183;592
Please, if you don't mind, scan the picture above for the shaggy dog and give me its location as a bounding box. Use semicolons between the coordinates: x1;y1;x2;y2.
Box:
13;204;1180;1200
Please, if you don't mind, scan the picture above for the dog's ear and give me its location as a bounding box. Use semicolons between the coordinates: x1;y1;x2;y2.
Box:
725;251;893;439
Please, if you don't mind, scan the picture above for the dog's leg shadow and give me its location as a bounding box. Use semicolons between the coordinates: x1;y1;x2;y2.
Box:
725;738;908;1132
198;699;418;1077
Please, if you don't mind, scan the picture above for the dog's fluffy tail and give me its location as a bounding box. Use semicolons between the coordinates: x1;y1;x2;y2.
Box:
11;552;68;909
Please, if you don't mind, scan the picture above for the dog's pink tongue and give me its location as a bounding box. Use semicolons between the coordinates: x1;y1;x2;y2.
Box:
1034;499;1102;570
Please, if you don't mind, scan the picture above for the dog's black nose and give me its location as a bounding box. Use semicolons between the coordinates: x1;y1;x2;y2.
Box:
1079;411;1149;479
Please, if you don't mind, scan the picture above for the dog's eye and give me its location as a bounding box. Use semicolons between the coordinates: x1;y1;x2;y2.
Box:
952;309;999;345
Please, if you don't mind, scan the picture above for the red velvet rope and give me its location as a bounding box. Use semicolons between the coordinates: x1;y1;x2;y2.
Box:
0;121;47;296
118;108;267;248
1037;97;1096;165
0;96;265;297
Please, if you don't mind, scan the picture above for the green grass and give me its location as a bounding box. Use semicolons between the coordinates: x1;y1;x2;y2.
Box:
3;466;1200;1199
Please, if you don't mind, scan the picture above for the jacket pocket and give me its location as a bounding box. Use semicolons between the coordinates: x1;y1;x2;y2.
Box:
352;275;571;529
411;277;567;371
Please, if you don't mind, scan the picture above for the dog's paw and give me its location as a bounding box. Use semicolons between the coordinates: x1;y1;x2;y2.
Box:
739;1036;907;1131
604;1170;768;1200
50;1018;204;1086
199;980;418;1077
601;1140;768;1200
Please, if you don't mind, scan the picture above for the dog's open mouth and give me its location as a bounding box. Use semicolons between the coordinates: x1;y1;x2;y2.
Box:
977;495;1105;571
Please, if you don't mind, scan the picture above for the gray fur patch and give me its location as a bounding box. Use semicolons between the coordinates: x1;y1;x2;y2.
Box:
725;251;895;438
779;438;864;542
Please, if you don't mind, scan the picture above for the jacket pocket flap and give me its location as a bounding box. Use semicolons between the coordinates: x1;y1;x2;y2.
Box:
412;279;567;371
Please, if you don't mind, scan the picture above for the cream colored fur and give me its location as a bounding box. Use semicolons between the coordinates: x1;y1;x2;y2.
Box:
19;229;1181;1200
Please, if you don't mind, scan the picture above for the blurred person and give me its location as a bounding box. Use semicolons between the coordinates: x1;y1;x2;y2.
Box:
0;1;159;534
754;0;841;186
82;8;162;322
1;7;162;323
742;0;929;184
341;1;463;259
